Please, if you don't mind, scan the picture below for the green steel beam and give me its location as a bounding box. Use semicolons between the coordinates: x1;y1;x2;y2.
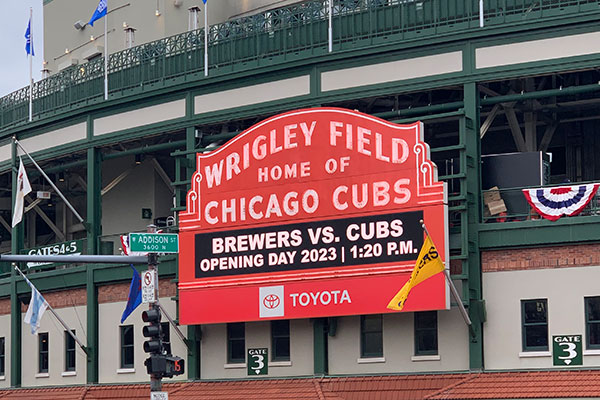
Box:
10;143;22;388
313;318;328;375
86;148;102;254
187;325;201;380
480;83;600;106
463;83;484;370
86;266;98;384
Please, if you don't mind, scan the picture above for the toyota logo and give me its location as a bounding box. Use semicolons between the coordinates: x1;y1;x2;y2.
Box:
263;294;280;309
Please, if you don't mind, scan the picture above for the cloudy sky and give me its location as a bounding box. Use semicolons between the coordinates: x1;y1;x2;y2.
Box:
0;0;44;98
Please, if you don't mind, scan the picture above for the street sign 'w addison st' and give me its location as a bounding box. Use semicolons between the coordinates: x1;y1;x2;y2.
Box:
178;108;449;324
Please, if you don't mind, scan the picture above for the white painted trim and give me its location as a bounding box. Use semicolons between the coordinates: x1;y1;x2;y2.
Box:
0;375;5;381
35;372;50;378
194;75;310;115
321;51;463;92
411;355;441;362
476;31;600;69
583;349;600;356
357;357;386;364
61;371;77;377
518;351;551;358
223;363;246;369
269;360;292;367
116;368;135;374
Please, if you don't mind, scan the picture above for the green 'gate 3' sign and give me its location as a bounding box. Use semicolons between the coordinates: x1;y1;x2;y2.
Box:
553;335;582;366
247;348;268;375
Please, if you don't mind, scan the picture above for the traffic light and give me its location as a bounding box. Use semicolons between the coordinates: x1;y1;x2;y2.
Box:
142;306;163;355
145;355;185;378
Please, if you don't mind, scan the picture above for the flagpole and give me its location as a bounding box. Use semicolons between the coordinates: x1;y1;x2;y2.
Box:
419;220;474;334
204;0;208;77
104;5;108;100
14;265;89;355
479;0;484;28
28;7;33;122
13;138;85;224
328;0;332;53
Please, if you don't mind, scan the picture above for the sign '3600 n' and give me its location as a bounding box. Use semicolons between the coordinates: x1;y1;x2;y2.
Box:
178;108;449;325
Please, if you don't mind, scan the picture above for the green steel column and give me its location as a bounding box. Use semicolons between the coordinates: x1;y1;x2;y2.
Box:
86;147;101;383
86;266;98;383
186;325;201;380
313;318;328;375
463;82;485;370
86;147;102;255
10;143;22;388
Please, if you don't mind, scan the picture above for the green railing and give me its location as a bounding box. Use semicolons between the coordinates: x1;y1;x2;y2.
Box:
482;182;600;223
1;0;598;130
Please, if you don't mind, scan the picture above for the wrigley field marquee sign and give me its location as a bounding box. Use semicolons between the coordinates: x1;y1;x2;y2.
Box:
178;108;449;324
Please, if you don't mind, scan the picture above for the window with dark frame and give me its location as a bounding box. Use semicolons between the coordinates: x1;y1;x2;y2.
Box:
120;325;134;369
414;311;438;355
227;322;245;364
271;320;290;361
65;330;76;372
585;296;600;349
39;332;49;373
0;337;5;376
521;299;548;351
360;315;383;358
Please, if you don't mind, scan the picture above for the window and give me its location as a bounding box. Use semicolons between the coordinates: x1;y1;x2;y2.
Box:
521;299;548;351
360;315;383;358
227;322;245;363
271;320;290;361
39;332;49;373
161;322;171;354
120;325;134;368
585;296;600;349
65;330;76;372
414;311;438;355
0;337;5;376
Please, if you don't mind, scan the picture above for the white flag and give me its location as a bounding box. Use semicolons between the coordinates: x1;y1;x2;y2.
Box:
12;157;32;228
23;276;49;334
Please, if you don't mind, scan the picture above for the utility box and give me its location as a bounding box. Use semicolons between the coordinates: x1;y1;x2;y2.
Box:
482;152;551;218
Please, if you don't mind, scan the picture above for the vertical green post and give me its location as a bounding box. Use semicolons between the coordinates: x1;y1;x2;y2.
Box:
86;147;102;383
313;318;328;375
86;266;98;383
186;325;201;380
10;142;22;388
462;82;484;370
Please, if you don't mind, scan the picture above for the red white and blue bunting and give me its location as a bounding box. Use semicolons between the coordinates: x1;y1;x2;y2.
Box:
522;183;600;221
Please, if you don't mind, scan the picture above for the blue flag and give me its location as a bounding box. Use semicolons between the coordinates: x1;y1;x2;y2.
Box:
21;273;48;334
202;0;207;3
121;265;142;323
25;18;34;56
88;0;107;27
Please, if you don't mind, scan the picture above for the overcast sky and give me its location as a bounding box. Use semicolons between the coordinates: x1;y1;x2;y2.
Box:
0;0;43;98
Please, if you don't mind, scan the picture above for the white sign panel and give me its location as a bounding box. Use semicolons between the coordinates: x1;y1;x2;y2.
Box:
142;270;156;303
151;392;168;400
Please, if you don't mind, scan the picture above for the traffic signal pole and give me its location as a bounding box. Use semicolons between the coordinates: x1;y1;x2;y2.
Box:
147;225;162;393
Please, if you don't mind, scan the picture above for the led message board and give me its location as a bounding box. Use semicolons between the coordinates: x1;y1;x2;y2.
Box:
179;108;448;324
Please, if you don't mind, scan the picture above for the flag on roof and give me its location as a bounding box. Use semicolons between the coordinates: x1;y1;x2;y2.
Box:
88;0;107;27
25;17;34;56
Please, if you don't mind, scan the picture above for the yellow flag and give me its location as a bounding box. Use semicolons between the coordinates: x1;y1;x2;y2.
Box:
387;234;445;311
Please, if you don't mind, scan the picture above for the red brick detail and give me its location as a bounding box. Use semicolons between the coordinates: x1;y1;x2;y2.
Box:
98;279;177;304
0;298;10;315
18;288;87;312
482;243;600;273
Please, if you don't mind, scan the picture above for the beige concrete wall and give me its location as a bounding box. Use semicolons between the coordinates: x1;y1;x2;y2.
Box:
98;297;187;384
200;319;313;379
328;311;469;375
21;306;87;387
484;266;600;370
0;315;10;387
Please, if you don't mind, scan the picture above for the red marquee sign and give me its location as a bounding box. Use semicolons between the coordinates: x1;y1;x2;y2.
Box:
178;108;448;325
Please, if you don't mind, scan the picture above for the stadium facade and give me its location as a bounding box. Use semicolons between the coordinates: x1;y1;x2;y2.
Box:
0;0;599;398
